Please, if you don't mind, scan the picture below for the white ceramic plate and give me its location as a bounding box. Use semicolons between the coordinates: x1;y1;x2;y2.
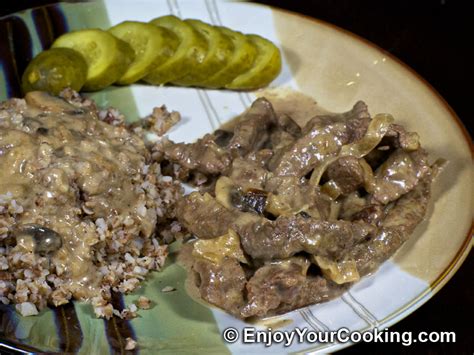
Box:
0;1;471;354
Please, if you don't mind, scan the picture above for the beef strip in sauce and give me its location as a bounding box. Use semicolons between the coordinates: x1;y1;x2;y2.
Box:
238;216;376;261
161;92;442;319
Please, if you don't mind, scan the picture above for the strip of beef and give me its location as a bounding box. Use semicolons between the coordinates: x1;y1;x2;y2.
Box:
177;191;261;239
228;157;270;191
339;192;385;225
269;129;295;154
326;156;367;195
238;215;375;261
272;101;370;177
275;113;302;137
343;168;434;276
227;97;276;157
193;258;246;317
385;124;420;151
274;275;348;314
246;149;274;167
162;134;232;175
372;148;430;204
344;101;371;141
176;192;237;239
351;204;385;225
240;258;347;318
267;130;296;171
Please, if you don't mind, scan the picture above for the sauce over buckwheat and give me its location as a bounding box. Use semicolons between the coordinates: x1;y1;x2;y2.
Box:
0;91;154;300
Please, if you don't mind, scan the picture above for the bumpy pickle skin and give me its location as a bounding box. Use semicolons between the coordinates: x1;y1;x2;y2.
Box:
52;29;135;91
109;21;179;85
143;15;208;85
172;19;234;86
226;34;282;90
21;48;88;95
202;27;258;89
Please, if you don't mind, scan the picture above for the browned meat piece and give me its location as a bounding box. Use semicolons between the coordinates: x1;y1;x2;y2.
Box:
372;148;430;204
326;156;365;195
385;124;420;151
240;258;308;317
268;131;295;171
163;134;232;175
344;169;433;276
345;101;371;142
238;215;375;261
193;258;246;317
272;101;370;177
240;258;347;318
276;113;302;137
176;192;237;239
270;130;295;152
246;149;274;167
267;130;296;171
275;275;348;315
271;119;345;177
351;204;385;225
228;158;269;190
227;98;276;157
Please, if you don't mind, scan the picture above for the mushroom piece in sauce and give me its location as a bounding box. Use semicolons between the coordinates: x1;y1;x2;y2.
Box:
14;224;63;256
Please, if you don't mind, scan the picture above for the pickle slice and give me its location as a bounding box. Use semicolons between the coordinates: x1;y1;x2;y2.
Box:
109;21;179;85
202;27;257;89
143;15;207;85
21;48;87;95
52;29;135;91
226;34;281;90
172;19;233;86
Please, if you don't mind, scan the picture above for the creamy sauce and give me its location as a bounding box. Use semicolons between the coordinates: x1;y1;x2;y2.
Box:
0;92;151;300
219;89;329;134
257;88;330;127
247;316;294;330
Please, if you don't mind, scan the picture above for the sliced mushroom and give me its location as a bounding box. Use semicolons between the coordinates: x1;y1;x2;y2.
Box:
213;129;234;147
230;188;268;215
14;224;63;256
215;176;268;214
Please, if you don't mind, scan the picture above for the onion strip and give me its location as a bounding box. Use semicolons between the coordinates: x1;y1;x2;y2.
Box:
310;114;394;186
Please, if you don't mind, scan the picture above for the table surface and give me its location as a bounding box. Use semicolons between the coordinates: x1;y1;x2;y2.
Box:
0;1;472;354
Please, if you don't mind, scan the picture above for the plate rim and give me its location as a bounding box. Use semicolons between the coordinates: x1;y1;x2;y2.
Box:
0;1;472;354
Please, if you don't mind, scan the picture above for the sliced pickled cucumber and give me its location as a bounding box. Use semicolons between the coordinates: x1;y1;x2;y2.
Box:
52;29;135;91
109;21;179;85
21;48;87;95
202;27;257;89
143;15;207;85
172;19;233;86
226;34;281;90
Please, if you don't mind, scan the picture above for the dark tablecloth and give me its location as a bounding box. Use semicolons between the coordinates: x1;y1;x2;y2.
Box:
0;1;472;354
